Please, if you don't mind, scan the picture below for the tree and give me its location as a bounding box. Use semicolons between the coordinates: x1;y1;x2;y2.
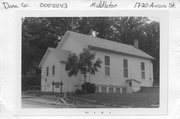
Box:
65;48;102;93
139;21;160;85
22;17;76;75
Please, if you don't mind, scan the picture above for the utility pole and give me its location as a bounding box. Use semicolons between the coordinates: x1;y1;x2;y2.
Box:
72;17;73;31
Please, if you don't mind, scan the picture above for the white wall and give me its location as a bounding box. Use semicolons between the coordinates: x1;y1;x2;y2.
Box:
89;49;153;87
59;63;84;92
41;52;84;92
141;60;154;87
41;52;61;92
126;81;141;93
60;35;86;54
132;81;141;92
56;36;153;89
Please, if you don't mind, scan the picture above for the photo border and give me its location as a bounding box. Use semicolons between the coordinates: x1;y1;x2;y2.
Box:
15;10;168;116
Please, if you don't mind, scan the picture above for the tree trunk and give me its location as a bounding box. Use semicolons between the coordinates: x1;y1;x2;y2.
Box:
84;75;87;93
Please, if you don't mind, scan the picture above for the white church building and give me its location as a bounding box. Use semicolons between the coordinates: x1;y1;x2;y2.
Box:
39;31;154;93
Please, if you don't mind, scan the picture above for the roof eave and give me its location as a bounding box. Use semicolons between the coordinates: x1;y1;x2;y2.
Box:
88;45;155;60
56;31;71;49
39;48;52;68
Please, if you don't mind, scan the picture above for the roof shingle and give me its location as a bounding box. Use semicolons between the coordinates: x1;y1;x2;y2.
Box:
66;31;154;60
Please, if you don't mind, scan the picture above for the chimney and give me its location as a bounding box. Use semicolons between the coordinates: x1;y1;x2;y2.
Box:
133;39;138;49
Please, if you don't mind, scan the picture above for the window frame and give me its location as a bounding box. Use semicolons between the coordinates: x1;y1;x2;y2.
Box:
123;59;128;78
141;62;145;79
46;67;49;76
109;87;113;93
52;65;55;75
101;86;107;93
104;55;110;76
116;88;120;93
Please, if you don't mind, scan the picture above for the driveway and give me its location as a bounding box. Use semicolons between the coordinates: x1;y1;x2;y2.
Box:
22;95;110;108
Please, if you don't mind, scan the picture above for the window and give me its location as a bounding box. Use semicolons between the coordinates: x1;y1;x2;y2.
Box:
46;67;49;76
105;67;110;76
116;88;120;93
55;83;59;88
129;82;132;86
105;56;110;76
123;59;128;77
105;56;110;65
101;86;107;93
122;88;126;93
109;87;113;93
141;62;145;79
96;86;99;93
52;65;55;75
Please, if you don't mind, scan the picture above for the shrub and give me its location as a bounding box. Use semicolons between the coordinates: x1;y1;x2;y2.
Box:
75;89;83;95
22;75;41;91
81;82;96;94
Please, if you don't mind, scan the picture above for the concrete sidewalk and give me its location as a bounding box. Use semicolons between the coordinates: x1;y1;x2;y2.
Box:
22;96;74;106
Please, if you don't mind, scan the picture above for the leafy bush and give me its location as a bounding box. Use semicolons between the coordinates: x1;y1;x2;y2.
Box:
22;75;41;91
75;89;83;95
81;82;96;94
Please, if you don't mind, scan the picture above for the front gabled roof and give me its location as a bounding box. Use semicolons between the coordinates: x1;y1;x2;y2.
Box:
58;31;154;60
39;48;70;68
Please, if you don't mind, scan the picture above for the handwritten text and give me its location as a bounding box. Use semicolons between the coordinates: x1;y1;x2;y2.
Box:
134;2;175;8
90;1;117;8
2;2;30;9
39;3;68;8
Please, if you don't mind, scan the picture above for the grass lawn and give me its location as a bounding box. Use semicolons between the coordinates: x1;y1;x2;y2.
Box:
22;87;159;108
72;87;159;108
